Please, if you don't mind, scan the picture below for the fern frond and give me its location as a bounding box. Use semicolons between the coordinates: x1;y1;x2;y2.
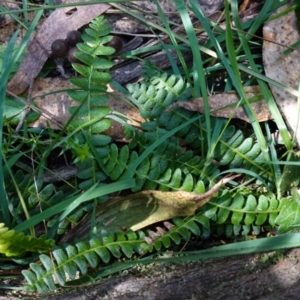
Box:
28;183;55;208
204;190;280;227
127;74;192;119
22;231;148;294
201;190;281;237
0;223;54;257
66;15;115;176
67;15;114;132
97;140;218;192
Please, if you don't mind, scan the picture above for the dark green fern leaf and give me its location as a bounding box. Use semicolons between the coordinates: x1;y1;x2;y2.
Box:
203;189;281;236
22;232;148;293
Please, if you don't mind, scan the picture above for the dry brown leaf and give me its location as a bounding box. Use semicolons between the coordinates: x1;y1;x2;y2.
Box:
29;77;143;140
168;86;271;122
29;77;77;129
263;4;300;148
7;0;110;95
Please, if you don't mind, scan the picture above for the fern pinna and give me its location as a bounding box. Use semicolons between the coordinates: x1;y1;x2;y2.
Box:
3;13;299;294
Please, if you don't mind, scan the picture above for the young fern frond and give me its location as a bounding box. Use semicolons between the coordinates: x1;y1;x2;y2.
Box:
67;15;115;166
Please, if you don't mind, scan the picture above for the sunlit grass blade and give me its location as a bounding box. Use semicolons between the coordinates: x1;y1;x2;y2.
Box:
224;2;270;162
189;0;270;169
0;9;43;226
2;155;33;235
230;1;292;154
0;31;20;227
176;1;212;155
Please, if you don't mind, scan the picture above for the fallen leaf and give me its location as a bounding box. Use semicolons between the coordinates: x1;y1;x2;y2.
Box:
167;86;271;122
7;1;110;95
263;4;300;148
61;174;239;242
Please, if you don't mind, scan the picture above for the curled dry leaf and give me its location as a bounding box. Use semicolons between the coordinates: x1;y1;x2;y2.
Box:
61;174;239;243
7;0;111;95
263;4;300;148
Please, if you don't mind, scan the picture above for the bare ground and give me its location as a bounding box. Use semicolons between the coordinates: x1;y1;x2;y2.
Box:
2;247;300;300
